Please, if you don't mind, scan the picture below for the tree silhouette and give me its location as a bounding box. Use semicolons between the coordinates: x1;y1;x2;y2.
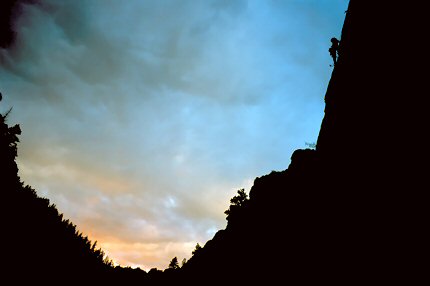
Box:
0;97;22;192
192;243;202;256
168;257;179;269
181;258;187;267
224;189;248;218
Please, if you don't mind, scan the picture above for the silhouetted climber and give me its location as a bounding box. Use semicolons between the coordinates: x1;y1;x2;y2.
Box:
329;37;340;66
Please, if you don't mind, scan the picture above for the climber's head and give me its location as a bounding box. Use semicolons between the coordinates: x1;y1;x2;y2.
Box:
331;37;339;44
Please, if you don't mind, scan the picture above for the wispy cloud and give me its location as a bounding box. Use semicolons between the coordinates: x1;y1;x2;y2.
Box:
1;0;348;269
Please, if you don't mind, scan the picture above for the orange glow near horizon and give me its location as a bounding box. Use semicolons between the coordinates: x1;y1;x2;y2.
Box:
2;0;348;272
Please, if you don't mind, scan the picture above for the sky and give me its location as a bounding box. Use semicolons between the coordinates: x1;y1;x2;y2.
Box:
0;0;348;270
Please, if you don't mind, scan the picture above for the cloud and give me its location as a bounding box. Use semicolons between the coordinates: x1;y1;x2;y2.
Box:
1;0;348;269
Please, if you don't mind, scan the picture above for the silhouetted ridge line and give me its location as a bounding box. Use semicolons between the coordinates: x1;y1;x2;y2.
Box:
1;97;164;285
2;0;426;284
180;1;427;284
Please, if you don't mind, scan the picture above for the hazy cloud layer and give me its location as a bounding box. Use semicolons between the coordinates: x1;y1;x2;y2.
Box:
0;0;348;269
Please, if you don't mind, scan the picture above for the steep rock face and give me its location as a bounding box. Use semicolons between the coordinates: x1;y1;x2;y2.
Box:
316;4;425;276
183;1;425;284
317;1;422;183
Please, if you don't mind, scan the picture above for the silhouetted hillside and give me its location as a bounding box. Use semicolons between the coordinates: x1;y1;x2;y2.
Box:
179;1;426;284
1;97;114;284
0;96;170;284
2;0;426;284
